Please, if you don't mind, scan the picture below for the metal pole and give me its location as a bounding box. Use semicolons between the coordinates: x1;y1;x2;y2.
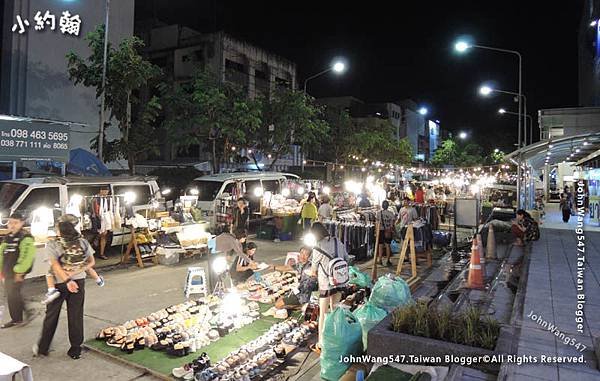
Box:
98;0;110;162
12;161;17;180
303;67;332;94
517;53;522;209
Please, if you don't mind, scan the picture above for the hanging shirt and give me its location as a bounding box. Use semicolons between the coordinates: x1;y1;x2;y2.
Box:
415;189;425;204
399;206;419;228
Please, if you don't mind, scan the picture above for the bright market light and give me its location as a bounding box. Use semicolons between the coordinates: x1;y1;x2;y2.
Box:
213;256;228;274
303;233;317;247
161;188;172;196
189;188;199;196
591;20;598;27
70;194;83;206
494;148;500;153
222;290;242;317
322;186;331;195
344;180;362;194
479;85;493;96
366;175;375;184
124;191;137;204
282;188;291;197
332;61;346;73
253;187;264;197
454;41;470;52
361;167;366;172
231;146;236;151
297;187;305;195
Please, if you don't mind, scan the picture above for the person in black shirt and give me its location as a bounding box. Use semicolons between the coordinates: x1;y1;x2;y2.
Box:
232;197;249;232
230;242;258;284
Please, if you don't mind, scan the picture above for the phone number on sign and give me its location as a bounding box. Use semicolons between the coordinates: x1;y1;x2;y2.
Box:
1;128;69;141
0;140;68;150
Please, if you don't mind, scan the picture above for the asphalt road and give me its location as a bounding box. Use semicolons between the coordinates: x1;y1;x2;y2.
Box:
0;238;301;381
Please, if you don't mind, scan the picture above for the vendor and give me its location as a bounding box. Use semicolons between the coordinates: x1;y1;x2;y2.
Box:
232;197;249;233
215;228;254;263
275;246;316;309
230;242;258;284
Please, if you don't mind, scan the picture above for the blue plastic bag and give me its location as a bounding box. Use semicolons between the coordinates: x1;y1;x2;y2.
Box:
349;266;372;288
390;239;400;253
369;275;412;313
321;307;364;381
353;301;388;349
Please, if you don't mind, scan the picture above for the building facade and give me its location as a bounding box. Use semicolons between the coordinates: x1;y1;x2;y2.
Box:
0;0;135;160
141;25;297;98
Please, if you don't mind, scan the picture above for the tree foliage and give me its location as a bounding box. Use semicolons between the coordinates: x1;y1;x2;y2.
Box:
431;138;487;167
161;69;262;173
66;25;162;174
348;118;413;165
255;89;329;170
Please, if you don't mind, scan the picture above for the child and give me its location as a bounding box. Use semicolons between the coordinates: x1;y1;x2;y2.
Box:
41;215;105;305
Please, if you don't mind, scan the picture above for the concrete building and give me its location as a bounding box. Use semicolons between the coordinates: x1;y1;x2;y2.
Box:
0;0;135;160
579;0;600;106
140;25;297;98
538;106;600;140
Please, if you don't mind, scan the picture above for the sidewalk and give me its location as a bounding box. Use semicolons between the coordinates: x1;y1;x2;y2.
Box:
503;225;600;380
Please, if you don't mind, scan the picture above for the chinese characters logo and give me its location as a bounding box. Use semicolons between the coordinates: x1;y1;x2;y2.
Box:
12;10;82;36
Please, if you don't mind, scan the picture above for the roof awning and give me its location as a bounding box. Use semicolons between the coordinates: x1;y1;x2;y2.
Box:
504;132;600;170
576;148;600;166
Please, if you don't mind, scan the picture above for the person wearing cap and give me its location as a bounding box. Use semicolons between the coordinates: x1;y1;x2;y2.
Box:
35;214;96;359
230;242;258;284
0;212;36;328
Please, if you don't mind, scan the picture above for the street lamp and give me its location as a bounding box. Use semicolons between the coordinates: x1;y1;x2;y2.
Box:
497;108;533;145
303;60;347;93
478;84;530;145
98;0;110;163
591;20;598;27
458;131;468;140
479;85;493;96
418;107;428;116
453;39;523;207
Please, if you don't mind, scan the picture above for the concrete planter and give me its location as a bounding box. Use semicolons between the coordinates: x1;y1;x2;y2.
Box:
367;314;510;373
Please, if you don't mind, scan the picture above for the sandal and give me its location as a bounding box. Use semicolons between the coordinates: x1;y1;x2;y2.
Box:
309;344;321;354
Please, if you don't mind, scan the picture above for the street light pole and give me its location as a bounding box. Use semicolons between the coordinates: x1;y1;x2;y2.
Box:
463;43;523;207
303;61;346;94
303;68;332;94
98;0;110;162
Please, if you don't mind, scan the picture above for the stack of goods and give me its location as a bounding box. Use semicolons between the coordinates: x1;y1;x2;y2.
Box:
95;296;261;357
269;195;301;215
236;271;298;304
171;352;211;380
173;319;313;381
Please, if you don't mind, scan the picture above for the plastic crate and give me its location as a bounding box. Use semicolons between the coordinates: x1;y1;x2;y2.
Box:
279;232;293;241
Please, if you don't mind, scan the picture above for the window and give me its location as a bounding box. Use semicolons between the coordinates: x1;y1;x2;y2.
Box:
0;182;28;210
68;185;110;199
186;181;223;202
261;180;280;194
222;182;236;197
16;187;60;214
112;185;152;205
225;59;246;73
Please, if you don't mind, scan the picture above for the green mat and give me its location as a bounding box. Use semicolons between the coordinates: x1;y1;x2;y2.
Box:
366;365;419;381
85;304;298;379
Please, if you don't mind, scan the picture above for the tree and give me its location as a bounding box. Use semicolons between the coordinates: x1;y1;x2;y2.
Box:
254;88;328;170
321;105;357;164
431;138;485;167
162;69;262;173
66;25;162;174
349;118;413;165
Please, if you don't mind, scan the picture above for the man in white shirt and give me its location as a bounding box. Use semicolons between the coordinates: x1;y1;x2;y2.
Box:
318;195;333;221
398;198;419;236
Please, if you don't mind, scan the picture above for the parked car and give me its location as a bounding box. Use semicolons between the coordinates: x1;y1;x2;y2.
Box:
0;176;161;245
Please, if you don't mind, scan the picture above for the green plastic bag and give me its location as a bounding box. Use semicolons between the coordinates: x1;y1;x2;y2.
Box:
369;275;412;313
349;266;372;288
353;301;387;349
321;307;364;381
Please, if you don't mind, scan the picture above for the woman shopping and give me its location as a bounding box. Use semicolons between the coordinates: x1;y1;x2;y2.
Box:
35;215;96;359
300;192;319;232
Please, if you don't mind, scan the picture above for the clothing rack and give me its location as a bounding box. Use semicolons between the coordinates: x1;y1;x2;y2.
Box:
322;220;376;261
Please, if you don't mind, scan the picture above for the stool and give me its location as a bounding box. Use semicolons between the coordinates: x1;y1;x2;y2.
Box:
184;267;208;299
285;252;300;267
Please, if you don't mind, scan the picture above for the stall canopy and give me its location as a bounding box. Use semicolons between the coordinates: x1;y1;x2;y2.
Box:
504;132;600;170
67;148;111;176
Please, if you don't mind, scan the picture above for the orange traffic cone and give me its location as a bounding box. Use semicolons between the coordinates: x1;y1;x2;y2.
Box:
476;234;486;277
467;237;484;289
486;225;496;260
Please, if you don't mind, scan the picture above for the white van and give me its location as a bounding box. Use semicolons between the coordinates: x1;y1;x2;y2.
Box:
0;176;161;245
186;172;299;223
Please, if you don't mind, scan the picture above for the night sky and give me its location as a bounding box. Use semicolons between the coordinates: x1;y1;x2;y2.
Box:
136;0;583;153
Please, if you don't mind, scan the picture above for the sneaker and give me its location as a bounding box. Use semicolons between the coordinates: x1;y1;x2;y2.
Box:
41;289;60;305
96;276;105;287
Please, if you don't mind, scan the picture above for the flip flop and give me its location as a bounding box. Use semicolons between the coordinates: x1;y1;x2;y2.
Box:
309;344;321;354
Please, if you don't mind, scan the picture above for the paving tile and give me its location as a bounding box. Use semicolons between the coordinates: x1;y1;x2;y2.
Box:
558;367;600;381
